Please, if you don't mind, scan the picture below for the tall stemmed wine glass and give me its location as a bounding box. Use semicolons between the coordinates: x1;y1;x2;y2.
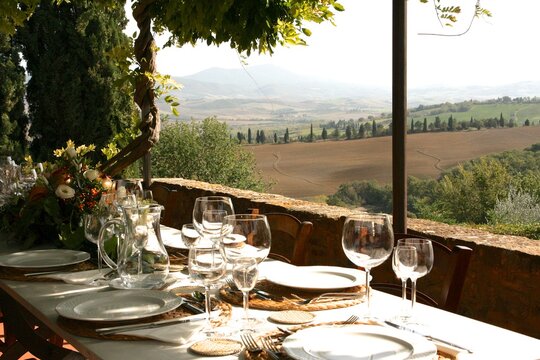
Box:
219;214;271;264
392;245;418;320
397;238;434;319
83;211;107;270
188;242;227;335
232;257;259;332
341;213;394;317
192;196;234;243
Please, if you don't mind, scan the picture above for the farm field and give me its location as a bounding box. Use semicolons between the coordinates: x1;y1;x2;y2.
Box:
246;126;540;200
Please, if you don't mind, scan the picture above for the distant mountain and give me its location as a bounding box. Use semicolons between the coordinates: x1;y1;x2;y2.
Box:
160;65;540;122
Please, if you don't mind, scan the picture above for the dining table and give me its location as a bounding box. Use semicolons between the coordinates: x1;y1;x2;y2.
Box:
1;227;539;360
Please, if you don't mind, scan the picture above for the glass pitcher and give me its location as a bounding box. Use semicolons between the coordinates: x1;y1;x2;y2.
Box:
98;203;169;289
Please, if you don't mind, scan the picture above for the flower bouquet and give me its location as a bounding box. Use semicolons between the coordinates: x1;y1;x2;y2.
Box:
0;140;112;250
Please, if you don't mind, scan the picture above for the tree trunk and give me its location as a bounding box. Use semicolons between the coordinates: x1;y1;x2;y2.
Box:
101;0;159;178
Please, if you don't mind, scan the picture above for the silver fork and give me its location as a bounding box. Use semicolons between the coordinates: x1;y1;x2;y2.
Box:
343;314;359;324
240;333;263;355
261;336;281;360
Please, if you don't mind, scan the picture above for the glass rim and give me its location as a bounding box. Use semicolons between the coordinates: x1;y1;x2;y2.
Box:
223;214;266;221
397;238;432;244
195;196;232;201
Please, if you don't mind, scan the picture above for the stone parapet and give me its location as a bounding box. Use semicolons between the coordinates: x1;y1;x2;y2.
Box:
152;178;540;338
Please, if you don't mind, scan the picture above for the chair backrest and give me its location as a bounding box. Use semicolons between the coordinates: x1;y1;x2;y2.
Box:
250;210;313;266
371;233;473;313
149;183;183;229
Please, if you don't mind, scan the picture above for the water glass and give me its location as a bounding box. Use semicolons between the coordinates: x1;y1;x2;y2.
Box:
392;245;418;319
232;257;259;332
181;223;200;247
188;243;227;335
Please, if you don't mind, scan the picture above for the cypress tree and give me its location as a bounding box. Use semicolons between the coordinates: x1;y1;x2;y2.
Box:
0;33;27;160
247;128;252;144
17;0;134;161
284;128;289;143
321;127;327;140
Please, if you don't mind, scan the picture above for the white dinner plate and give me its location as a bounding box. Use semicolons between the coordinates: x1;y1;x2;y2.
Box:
283;325;437;360
0;249;90;269
265;265;368;291
56;290;183;321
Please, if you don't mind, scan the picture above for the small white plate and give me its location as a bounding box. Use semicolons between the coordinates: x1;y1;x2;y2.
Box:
265;265;368;291
56;290;182;321
0;249;90;269
283;325;437;360
161;226;188;249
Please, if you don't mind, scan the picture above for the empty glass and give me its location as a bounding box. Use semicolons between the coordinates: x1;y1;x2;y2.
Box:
341;213;394;318
232;257;259;332
188;242;227;335
181;223;200;247
192;196;234;243
398;238;434;318
392;244;418;320
219;214;271;264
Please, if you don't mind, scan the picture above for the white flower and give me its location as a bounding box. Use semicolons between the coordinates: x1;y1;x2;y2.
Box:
66;146;77;158
84;169;100;181
55;184;75;199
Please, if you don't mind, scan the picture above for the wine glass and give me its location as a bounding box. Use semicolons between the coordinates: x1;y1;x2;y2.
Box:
232;257;259;332
398;238;434;318
192;196;234;243
188;242;227;335
84;212;108;270
181;223;200;247
392;245;418;320
341;213;394;318
219;214;271;264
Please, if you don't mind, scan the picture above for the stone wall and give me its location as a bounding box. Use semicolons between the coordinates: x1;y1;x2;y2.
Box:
152;178;540;339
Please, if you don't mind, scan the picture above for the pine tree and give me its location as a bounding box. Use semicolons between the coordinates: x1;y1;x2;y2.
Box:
16;0;134;162
321;127;327;140
345;125;352;140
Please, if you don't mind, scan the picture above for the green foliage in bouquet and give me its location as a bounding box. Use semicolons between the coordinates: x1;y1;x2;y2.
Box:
1;140;112;249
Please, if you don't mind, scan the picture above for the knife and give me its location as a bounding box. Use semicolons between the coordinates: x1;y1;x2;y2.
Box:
95;316;205;335
384;321;473;353
179;299;205;314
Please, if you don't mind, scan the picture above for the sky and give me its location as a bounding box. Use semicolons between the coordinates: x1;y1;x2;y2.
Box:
126;1;540;89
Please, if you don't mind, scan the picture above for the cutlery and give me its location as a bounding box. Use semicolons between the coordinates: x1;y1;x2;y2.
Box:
384;321;474;353
178;298;205;314
260;336;281;360
291;292;363;305
95;316;205;335
241;333;263;355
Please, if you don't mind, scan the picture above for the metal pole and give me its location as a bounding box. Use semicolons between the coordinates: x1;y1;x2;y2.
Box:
392;0;407;233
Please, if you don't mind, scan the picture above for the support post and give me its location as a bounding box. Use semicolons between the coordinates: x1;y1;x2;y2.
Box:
392;0;407;233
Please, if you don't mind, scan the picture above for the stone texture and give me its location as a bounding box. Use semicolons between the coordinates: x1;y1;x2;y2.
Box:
152;178;540;338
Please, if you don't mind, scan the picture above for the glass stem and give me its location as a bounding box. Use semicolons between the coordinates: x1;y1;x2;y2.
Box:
243;290;249;321
204;287;212;327
137;251;143;275
365;269;371;315
411;279;417;312
96;243;102;270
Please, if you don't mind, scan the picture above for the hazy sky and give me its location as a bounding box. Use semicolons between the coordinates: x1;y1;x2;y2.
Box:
128;1;540;89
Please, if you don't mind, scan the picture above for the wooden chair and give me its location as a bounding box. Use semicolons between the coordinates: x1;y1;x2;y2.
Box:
250;210;313;266
149;183;183;229
370;233;473;313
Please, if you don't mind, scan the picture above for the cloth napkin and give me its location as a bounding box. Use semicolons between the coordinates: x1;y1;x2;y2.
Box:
118;312;213;344
38;269;111;285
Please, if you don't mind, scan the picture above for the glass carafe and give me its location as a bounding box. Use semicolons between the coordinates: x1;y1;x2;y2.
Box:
98;203;169;289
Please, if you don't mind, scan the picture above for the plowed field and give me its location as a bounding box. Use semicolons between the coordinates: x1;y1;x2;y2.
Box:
247;127;540;200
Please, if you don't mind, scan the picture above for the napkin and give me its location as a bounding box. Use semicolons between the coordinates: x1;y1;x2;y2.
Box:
434;341;474;360
118;313;211;344
38;269;111;285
